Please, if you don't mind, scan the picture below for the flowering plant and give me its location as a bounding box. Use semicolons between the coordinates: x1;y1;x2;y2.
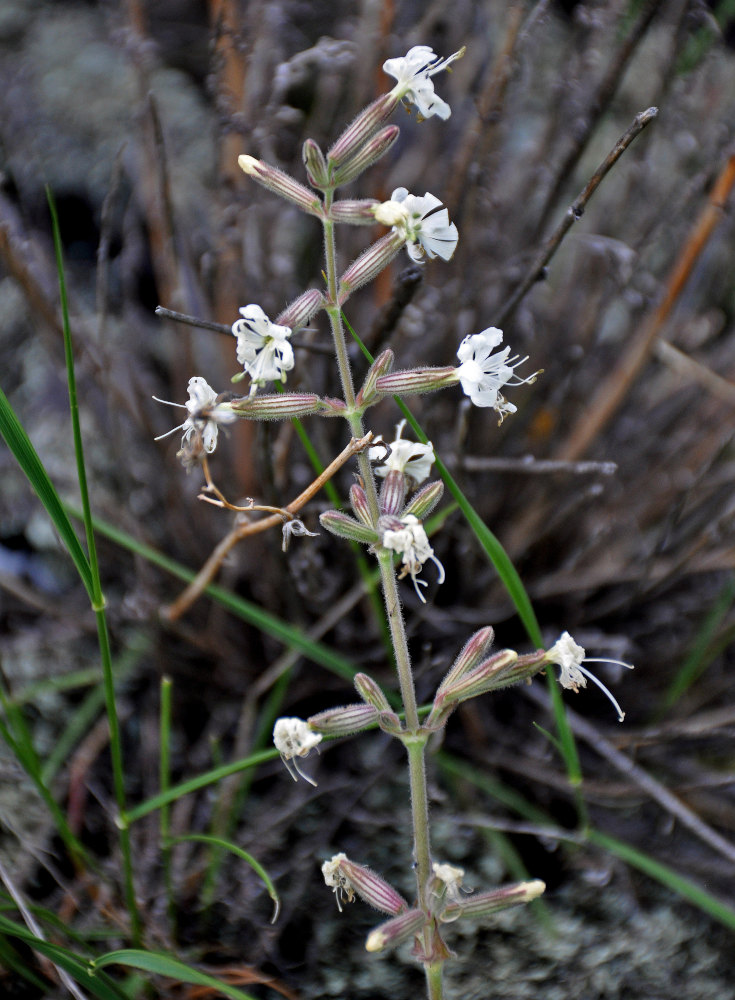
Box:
153;41;634;1000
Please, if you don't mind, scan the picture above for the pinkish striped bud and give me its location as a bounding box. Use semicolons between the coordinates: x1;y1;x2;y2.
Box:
327;93;398;166
238;155;323;216
439;880;545;923
354;673;392;713
428;648;520;727
302;138;329;188
435;627;496;696
401;480;444;520
330;199;382;225
365;908;427;952
320;510;380;545
230;393;324;419
322;853;408;915
379;469;407;516
308;703;379;736
356;349;395;408
375;367;458;397
275;288;324;330
349;484;373;527
331;125;400;187
338;232;405;300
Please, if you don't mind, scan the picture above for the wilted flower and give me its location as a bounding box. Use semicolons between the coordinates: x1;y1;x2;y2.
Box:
455;327;537;420
370;419;435;486
381;514;445;603
383;45;465;121
375;187;458;263
322;853;408;915
431;862;467;907
272;717;322;785
545;631;634;722
232;305;294;393
322;854;355;912
153;376;236;462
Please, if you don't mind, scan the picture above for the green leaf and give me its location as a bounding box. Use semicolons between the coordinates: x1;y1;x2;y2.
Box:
589;829;735;932
166;834;280;922
92;950;260;1000
0;387;93;596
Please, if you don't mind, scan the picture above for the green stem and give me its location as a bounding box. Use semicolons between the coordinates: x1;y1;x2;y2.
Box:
321;196;438;998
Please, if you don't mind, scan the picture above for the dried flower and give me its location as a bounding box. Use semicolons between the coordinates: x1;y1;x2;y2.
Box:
322;854;354;912
272;717;322;786
375;188;458;263
281;518;318;552
370;420;435;486
545;631;634;722
232;305;294;392
431;862;467;908
455;327;538;420
381;514;445;603
383;45;465;121
153;376;236;462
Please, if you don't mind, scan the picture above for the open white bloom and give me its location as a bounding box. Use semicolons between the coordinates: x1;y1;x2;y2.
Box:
381;514;445;603
455;327;537;420
153;376;236;458
383;45;465;120
232;304;294;393
381;187;458;263
369;420;435;486
273;717;323;786
546;631;634;722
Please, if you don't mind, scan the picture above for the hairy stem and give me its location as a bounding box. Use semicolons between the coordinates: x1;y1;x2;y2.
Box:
322;199;441;999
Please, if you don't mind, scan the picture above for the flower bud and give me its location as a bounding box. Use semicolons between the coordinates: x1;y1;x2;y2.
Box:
375;367;458;397
401;480;444;520
338;232;405;300
354;672;392;713
379;470;406;517
428;649;520;727
302;138;329;188
229;393;324;420
308;703;379;736
439;880;545;923
327;93;398;166
323;853;408;915
238;155;323;216
365;908;426;953
330;199;382;225
320;510;379;545
349;484;374;527
435;627;496;696
356;349;394;408
331;125;400;187
276;288;324;330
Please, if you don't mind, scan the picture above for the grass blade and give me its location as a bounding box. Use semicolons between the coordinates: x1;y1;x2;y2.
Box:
92;949;261;1000
166;833;280;922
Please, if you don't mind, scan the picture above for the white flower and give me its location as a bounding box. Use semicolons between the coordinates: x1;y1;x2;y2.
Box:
153;376;236;458
273;717;323;786
232;304;294;393
455;327;537;420
322;854;355;912
383;45;465;121
546;631;634;722
383;187;458;263
381;514;445;603
369;420;435;486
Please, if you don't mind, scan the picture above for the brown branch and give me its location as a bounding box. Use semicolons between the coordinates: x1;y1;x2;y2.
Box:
494;106;658;327
162;432;374;621
560;148;735;461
